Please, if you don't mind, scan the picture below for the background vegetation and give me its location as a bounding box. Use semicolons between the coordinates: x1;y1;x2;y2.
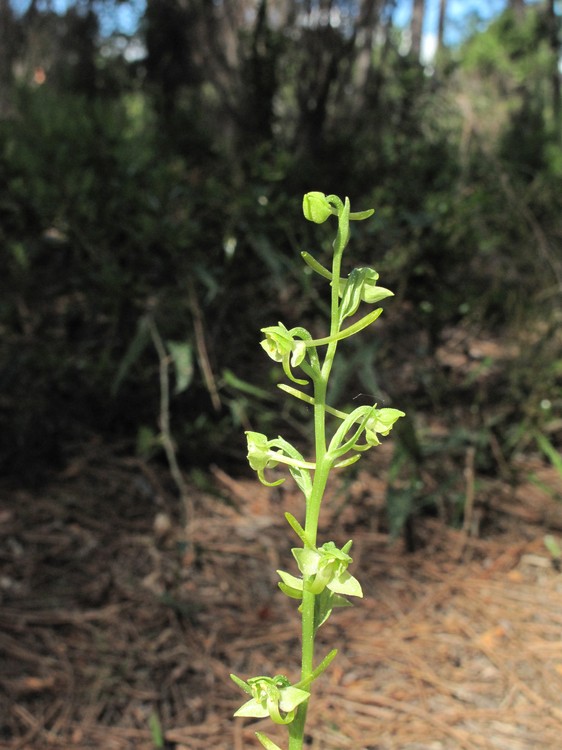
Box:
1;0;560;532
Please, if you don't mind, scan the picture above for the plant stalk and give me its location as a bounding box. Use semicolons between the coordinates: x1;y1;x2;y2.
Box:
288;208;350;749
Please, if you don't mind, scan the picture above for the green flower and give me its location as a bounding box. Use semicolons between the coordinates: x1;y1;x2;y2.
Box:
260;322;308;384
245;432;315;488
245;431;283;487
231;674;309;725
338;267;394;322
364;408;405;446
278;540;363;598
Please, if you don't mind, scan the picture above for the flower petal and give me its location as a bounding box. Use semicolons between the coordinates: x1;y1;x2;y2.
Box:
234;698;270;719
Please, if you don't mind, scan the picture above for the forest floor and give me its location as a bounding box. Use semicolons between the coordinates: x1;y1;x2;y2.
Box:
1;433;562;750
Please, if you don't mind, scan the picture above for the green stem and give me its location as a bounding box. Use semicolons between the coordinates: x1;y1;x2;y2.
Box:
289;457;331;750
289;204;352;750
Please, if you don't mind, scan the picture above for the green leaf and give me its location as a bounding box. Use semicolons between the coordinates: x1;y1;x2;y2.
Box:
313;588;336;630
310;307;383;347
332;594;353;609
136;425;160;459
535;432;562;478
313;588;355;631
284;512;312;547
222;369;274;401
112;315;151;396
167;340;193;395
301;251;333;280
255;732;284;750
10;241;29;270
544;535;561;560
349;208;375;221
148;711;164;749
295;649;338;689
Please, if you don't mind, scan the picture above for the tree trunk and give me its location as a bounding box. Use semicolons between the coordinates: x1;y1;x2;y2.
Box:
0;0;16;117
508;0;525;19
436;0;447;55
546;0;561;129
410;0;425;61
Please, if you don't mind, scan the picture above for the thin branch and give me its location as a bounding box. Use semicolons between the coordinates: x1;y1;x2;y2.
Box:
187;278;221;412
147;314;193;532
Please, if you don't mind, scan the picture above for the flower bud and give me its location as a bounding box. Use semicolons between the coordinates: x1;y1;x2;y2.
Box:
302;192;333;224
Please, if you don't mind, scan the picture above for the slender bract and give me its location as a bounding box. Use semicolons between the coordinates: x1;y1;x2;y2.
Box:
231;192;404;749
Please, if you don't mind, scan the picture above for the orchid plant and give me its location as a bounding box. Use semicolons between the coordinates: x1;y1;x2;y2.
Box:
231;192;405;750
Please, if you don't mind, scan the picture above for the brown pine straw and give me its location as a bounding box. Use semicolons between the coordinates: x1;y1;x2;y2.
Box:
1;442;562;750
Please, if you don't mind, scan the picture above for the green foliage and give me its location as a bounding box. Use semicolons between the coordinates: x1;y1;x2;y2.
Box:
535;433;562;481
0;84;315;475
462;6;554;90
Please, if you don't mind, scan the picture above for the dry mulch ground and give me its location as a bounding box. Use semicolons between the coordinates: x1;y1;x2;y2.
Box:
1;440;562;750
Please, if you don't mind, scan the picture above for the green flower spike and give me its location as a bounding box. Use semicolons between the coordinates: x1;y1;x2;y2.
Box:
231;674;309;725
278;540;363;599
260;322;308;385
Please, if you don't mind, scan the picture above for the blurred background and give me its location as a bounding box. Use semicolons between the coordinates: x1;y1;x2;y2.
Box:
0;0;561;524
